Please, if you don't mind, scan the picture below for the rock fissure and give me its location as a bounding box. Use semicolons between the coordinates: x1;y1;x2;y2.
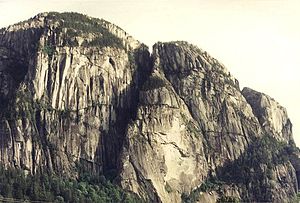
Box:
160;141;189;158
0;12;299;203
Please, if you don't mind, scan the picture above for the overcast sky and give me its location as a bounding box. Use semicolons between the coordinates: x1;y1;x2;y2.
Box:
1;0;300;145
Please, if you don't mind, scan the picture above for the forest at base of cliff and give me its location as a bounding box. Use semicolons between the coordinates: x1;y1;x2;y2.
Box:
0;164;142;203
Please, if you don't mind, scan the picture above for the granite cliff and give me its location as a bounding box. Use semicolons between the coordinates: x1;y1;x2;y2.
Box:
0;12;299;202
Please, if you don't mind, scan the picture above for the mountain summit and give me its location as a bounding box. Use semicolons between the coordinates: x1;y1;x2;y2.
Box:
0;12;299;202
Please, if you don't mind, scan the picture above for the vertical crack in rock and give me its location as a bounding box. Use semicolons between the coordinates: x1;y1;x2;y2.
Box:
0;13;299;203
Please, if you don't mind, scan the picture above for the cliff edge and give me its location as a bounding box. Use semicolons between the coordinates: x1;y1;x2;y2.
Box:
0;12;299;203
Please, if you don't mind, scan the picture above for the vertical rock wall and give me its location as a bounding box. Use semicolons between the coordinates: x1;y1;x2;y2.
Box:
0;13;299;203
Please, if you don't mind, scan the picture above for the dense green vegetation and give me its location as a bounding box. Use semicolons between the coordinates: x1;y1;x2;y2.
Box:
219;135;290;184
181;178;240;203
297;193;300;201
0;164;142;202
216;196;240;203
182;135;296;203
218;135;294;201
45;12;124;49
42;44;55;58
181;178;223;203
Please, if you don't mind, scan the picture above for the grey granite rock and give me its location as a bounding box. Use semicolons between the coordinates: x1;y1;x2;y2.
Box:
0;12;299;203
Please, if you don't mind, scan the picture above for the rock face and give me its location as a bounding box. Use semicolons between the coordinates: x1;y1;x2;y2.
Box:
119;42;299;202
242;87;293;143
0;12;299;203
0;12;150;177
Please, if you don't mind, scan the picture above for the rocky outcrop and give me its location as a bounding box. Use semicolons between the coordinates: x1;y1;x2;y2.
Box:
119;42;261;202
0;12;299;203
0;12;150;177
120;71;209;202
119;41;299;202
242;87;293;143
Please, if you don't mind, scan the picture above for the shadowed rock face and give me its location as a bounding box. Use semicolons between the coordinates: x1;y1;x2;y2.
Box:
242;87;293;143
0;12;299;203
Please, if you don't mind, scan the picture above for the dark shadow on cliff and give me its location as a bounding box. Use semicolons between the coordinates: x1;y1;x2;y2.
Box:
0;26;43;111
182;135;299;203
0;48;28;110
93;44;153;181
215;135;297;202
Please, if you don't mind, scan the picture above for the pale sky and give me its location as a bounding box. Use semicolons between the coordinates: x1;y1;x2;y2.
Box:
0;0;300;145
